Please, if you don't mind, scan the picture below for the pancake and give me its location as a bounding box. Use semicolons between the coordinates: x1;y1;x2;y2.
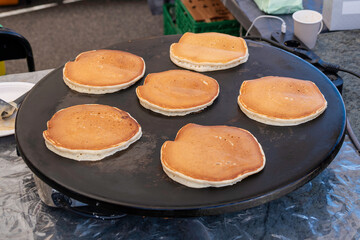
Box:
136;70;219;116
170;32;249;72
161;124;265;188
238;76;327;126
63;49;145;94
43;104;142;161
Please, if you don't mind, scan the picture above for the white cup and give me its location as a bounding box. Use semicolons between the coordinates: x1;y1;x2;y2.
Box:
292;10;323;49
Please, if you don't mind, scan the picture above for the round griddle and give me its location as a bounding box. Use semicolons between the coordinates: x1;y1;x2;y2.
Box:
15;35;346;217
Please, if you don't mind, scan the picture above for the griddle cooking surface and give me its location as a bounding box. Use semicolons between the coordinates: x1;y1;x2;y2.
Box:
15;36;345;217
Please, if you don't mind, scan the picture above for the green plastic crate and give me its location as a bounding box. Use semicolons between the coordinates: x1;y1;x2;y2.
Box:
163;3;182;35
175;0;240;36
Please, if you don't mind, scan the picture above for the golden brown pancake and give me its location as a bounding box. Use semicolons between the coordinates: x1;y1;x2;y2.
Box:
63;49;145;94
161;124;265;188
170;32;249;72
43;104;142;161
136;70;219;116
238;76;327;126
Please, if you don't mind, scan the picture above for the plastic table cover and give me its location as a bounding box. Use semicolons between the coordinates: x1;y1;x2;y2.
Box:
0;134;359;239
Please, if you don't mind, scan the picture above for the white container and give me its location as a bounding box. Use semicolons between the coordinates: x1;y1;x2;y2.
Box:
292;10;323;49
322;0;360;31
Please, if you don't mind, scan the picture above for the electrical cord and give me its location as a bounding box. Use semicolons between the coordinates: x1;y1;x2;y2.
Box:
245;15;287;37
338;67;360;79
315;60;360;79
244;36;360;78
244;36;294;53
347;119;360;154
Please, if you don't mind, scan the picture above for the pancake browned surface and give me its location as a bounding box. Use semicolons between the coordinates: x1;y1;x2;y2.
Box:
136;70;219;116
161;124;265;188
43;104;142;161
63;49;145;94
238;76;327;126
170;32;249;72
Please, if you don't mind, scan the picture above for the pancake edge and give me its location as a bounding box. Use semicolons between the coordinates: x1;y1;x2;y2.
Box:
237;94;328;126
169;43;249;72
160;128;266;188
43;106;142;161
44;128;141;161
63;56;146;94
135;86;219;116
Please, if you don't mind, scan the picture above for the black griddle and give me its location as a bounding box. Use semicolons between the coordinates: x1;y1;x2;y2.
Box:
15;35;346;217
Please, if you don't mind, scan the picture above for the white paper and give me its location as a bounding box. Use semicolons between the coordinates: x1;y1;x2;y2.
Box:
342;1;360;15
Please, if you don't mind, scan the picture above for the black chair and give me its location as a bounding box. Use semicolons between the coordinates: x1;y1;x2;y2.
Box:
0;27;35;72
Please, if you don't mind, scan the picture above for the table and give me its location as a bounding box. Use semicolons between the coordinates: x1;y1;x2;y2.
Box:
0;60;359;239
222;0;323;38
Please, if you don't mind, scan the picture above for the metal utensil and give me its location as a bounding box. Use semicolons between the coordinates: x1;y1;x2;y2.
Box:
0;91;28;119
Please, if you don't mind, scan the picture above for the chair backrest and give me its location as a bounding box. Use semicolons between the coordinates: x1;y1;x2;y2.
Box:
0;27;35;72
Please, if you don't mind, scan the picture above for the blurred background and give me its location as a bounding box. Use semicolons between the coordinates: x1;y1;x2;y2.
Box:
0;0;164;74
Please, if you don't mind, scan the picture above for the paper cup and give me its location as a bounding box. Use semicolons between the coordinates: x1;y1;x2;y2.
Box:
292;10;323;49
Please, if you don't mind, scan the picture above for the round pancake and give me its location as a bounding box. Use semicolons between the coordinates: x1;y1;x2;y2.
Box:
43;104;142;161
238;76;327;126
161;124;265;188
63;49;145;94
170;32;249;72
136;70;219;116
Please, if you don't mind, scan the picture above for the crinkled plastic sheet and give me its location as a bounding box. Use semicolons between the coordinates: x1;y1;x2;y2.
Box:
0;135;359;240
